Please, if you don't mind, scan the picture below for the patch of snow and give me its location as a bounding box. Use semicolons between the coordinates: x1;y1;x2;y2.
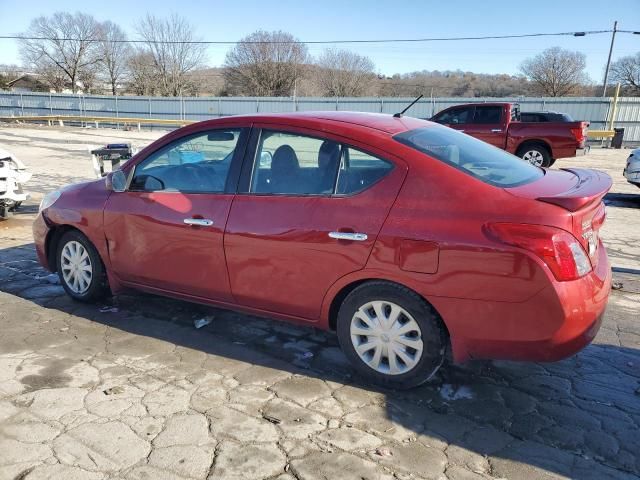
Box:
439;384;474;401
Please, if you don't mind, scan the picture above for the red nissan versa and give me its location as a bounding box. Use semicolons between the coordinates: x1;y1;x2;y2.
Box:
32;112;612;388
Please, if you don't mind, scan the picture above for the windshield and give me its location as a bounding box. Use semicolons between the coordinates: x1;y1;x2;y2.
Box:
394;125;544;187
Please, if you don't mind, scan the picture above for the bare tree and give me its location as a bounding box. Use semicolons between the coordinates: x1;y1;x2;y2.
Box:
136;14;206;96
224;30;308;96
315;49;376;96
127;51;162;96
99;21;131;95
19;12;102;93
183;68;225;96
37;62;68;92
77;65;99;94
520;47;588;97
610;52;640;95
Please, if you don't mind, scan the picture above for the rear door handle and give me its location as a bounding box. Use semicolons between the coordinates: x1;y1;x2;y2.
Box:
329;232;368;241
491;129;503;133
183;218;213;227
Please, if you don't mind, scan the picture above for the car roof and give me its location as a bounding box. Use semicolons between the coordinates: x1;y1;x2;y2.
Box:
522;111;563;115
445;103;512;108
200;111;431;135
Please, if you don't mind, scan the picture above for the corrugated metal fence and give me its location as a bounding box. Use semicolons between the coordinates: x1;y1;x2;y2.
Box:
1;92;639;143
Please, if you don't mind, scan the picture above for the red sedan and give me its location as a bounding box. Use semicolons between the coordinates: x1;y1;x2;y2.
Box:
33;112;612;388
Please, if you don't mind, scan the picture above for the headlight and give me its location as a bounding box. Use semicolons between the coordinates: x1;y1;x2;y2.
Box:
39;190;61;212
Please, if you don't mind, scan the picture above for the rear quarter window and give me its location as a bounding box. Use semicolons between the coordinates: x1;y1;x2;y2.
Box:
394;125;544;188
336;148;393;195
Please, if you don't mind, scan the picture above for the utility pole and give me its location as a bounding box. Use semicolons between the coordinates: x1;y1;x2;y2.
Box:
602;21;618;97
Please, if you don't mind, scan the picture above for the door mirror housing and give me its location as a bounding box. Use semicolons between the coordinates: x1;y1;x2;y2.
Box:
108;170;128;192
259;151;273;167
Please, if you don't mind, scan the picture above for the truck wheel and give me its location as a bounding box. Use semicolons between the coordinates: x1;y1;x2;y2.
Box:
517;144;552;167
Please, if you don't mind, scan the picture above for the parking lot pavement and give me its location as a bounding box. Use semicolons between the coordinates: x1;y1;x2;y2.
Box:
1;126;639;480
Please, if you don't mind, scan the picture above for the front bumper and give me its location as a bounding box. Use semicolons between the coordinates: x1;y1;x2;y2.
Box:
33;212;53;271
0;178;29;203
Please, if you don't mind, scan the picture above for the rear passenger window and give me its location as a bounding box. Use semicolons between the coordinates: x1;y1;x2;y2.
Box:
250;130;394;196
251;131;341;195
336;148;394;195
472;106;502;124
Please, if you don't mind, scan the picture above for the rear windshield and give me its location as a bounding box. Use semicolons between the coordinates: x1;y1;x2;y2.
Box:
394;125;544;187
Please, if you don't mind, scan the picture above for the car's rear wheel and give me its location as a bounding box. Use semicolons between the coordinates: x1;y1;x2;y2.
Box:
336;281;447;389
517;143;552;167
56;230;108;302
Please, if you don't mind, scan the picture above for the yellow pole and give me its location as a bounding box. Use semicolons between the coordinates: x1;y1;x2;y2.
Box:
608;82;621;130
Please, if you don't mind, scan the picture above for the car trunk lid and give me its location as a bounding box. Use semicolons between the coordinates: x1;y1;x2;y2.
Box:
509;168;611;211
506;167;612;267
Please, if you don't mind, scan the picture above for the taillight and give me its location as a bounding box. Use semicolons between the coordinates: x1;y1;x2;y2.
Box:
570;126;586;145
487;223;592;281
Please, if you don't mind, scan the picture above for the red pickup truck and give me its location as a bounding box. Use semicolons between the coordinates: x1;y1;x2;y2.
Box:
431;103;589;167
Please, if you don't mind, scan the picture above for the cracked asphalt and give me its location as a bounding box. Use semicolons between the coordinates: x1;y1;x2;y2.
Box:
0;126;639;480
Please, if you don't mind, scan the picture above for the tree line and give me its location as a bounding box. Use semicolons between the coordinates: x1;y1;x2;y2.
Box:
2;11;639;97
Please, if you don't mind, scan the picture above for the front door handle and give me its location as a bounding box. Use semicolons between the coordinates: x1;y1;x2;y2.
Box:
329;232;368;241
184;218;213;227
491;129;503;133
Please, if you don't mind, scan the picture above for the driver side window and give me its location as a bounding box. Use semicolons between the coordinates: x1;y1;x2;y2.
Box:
130;129;242;193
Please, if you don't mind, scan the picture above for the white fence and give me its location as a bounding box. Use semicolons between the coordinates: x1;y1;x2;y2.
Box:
1;92;639;143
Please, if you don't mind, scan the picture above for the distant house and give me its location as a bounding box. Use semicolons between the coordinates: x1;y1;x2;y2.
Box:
0;73;49;93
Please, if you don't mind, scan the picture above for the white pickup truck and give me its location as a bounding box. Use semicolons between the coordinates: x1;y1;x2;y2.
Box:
0;147;31;219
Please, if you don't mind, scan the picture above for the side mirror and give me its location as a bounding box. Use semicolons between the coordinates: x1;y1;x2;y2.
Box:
108;170;127;192
259;151;273;167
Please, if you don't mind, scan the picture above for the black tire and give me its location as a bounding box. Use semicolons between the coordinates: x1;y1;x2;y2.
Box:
517;143;552;168
55;230;109;302
336;281;447;389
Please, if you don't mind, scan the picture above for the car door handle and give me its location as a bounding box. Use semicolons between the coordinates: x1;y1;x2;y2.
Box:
491;129;503;133
183;218;213;227
328;232;368;241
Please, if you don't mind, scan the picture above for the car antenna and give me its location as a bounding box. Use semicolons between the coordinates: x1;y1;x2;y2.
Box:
393;94;424;118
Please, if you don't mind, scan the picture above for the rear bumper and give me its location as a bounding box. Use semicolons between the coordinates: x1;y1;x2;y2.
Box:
440;241;611;363
575;146;590;156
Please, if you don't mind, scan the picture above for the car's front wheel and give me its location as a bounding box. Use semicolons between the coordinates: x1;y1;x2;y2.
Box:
56;230;108;302
337;281;447;389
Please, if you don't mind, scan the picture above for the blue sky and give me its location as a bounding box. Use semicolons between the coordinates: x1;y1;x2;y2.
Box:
0;0;638;82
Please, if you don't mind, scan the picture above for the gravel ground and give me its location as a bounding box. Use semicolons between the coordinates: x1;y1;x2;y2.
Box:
0;125;639;480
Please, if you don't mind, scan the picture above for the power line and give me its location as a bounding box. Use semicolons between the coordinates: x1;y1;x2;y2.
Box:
1;29;636;45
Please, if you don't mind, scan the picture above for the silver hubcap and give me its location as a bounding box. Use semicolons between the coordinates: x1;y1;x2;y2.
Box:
350;300;424;375
522;150;544;166
60;241;92;294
